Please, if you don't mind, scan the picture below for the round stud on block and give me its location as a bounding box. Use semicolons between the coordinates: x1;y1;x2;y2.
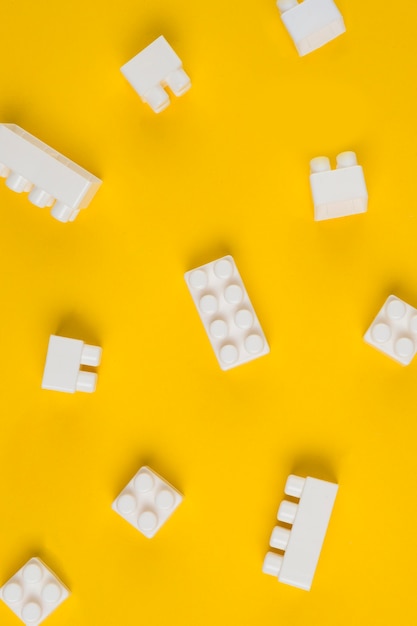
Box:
269;526;291;551
284;474;306;498
145;85;170;114
277;500;298;524
76;371;97;393
156;488;175;510
262;552;283;577
135;471;154;493
387;299;406;320
23;562;43;584
219;344;238;365
371;322;391;344
42;582;61;604
21;601;42;623
336;151;358;168
209;319;228;339
244;334;264;355
235;308;253;329
189;269;207;290
310;157;331;174
51;201;73;223
3;581;23;604
138;510;158;533
224;284;244;305
199;294;218;315
81;344;102;367
276;0;298;14
394;337;414;360
0;163;10;178
5;172;32;193
28;187;54;208
410;315;417;333
117;493;136;515
214;258;233;280
165;69;191;96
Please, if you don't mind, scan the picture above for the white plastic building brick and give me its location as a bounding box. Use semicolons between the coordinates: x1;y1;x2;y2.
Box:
262;475;338;591
0;557;69;626
364;295;417;366
41;335;102;393
185;255;269;370
0;124;101;223
309;151;368;221
121;35;191;113
112;466;183;538
277;0;345;56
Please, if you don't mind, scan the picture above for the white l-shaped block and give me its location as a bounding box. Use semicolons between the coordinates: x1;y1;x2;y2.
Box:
121;36;191;113
277;0;345;56
263;475;338;590
41;335;102;393
0;124;101;223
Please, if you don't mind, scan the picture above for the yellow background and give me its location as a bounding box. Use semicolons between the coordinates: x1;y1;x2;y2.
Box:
0;0;416;624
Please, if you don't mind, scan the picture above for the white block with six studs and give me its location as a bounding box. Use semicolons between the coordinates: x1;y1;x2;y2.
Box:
185;255;269;370
0;557;69;625
112;466;183;538
364;295;417;365
41;335;102;393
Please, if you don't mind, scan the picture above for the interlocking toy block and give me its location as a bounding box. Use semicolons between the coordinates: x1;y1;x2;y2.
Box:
277;0;345;56
262;475;338;590
0;124;101;223
185;255;269;370
41;335;102;393
309;151;368;221
364;295;417;366
0;557;70;625
121;35;191;113
112;466;183;538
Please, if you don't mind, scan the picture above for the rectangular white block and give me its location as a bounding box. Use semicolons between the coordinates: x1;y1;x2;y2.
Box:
263;475;338;590
278;0;345;56
112;466;183;538
185;255;269;370
310;151;368;221
121;35;191;113
364;295;417;365
0;124;101;222
0;557;70;625
41;335;102;394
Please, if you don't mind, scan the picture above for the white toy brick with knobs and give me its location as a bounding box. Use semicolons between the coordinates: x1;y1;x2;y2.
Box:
0;557;69;626
263;475;338;590
41;335;102;393
277;0;345;56
310;151;368;221
185;255;269;370
364;295;417;365
112;466;183;538
0;124;101;223
121;36;191;113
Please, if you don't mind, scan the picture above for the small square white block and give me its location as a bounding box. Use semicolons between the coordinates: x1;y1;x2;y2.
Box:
310;151;368;221
185;255;270;370
262;475;338;591
277;0;345;56
364;295;417;366
0;124;101;223
112;466;183;538
121;35;191;113
41;335;102;393
0;557;70;626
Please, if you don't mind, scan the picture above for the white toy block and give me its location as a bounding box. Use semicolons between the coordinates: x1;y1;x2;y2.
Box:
185;255;269;370
0;557;69;625
262;475;338;590
310;151;368;221
121;35;191;113
41;335;102;393
277;0;345;56
0;124;101;223
364;295;417;366
112;466;183;538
